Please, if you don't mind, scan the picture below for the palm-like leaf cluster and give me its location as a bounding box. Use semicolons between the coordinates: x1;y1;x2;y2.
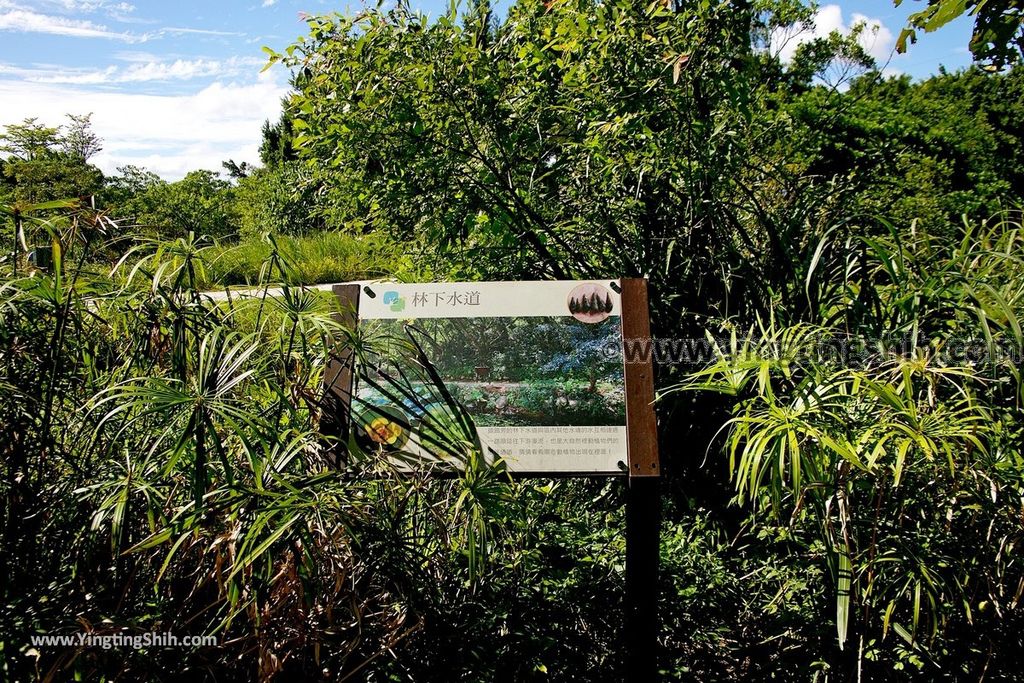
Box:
677;216;1024;669
0;218;517;680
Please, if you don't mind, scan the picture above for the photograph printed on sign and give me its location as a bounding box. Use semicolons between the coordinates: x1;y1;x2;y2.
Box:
352;281;628;473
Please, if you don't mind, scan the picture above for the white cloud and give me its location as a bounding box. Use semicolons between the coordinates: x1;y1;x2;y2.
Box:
0;70;288;179
0;3;241;41
849;12;894;64
51;0;135;14
114;58;228;82
0;6;144;40
36;65;118;83
261;0;277;6
28;57;262;84
158;26;244;37
772;4;895;65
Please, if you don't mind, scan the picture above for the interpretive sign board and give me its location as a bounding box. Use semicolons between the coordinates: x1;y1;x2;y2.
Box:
350;280;633;474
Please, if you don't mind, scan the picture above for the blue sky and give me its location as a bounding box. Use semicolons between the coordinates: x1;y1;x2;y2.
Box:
0;1;976;179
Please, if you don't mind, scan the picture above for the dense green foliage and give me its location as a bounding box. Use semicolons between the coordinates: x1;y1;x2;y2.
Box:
2;0;1024;680
777;68;1024;232
97;168;238;239
233;162;326;239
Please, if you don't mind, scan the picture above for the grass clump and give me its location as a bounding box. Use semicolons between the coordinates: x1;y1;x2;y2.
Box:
200;231;419;288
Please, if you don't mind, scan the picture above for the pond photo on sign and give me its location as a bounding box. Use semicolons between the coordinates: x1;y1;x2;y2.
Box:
358;316;625;427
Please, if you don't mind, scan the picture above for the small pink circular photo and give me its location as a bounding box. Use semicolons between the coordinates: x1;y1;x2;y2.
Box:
567;283;614;323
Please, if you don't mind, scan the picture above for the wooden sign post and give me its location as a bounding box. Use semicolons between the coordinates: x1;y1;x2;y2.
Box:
322;283;361;467
620;278;661;682
323;277;661;678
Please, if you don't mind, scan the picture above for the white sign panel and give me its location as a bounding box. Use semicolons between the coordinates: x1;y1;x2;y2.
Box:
352;280;628;474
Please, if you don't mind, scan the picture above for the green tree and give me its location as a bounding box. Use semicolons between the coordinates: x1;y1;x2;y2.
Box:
102;165;163;208
0;118;60;161
259;107;299;168
129;170;238;239
59;113;102;161
0;116;104;205
233;161;323;239
268;0;833;309
221;159;254;180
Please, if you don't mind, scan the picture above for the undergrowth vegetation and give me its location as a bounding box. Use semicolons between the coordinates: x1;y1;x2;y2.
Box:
0;215;524;680
676;216;1024;677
